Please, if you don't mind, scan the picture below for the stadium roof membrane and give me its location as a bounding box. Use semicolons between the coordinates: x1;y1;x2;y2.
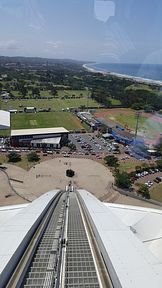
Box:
78;189;162;288
0;190;59;278
1;190;162;287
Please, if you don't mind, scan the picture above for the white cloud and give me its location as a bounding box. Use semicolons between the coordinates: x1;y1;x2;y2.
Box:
0;39;19;50
28;23;41;31
44;41;65;57
46;40;62;49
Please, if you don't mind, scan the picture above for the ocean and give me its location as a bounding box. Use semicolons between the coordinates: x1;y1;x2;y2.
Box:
86;63;162;82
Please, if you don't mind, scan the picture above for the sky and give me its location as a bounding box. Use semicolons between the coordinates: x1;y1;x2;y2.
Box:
0;0;162;64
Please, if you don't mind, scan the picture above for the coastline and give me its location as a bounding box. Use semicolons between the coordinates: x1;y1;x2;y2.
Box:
83;63;162;86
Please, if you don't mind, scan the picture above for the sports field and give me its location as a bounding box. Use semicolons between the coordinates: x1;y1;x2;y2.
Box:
1;89;100;111
95;108;162;144
11;112;84;131
1;97;100;111
95;109;146;131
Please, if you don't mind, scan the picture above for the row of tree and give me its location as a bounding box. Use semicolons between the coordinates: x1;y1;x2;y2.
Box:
8;151;40;163
91;82;162;110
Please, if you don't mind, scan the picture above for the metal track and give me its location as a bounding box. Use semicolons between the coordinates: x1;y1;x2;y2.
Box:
5;189;112;288
23;192;67;287
65;192;100;288
5;191;68;288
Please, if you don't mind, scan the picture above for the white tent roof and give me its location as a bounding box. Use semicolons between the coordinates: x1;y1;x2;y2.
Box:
1;191;162;287
78;190;162;288
104;203;162;262
0;190;59;277
0;204;28;226
0;110;10;129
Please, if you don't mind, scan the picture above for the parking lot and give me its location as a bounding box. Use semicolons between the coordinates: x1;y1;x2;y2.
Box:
134;169;162;190
69;133;119;157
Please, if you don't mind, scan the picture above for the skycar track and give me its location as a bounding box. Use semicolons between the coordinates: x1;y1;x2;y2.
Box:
2;188;112;288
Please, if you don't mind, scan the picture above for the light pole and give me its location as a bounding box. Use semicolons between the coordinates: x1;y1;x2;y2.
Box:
134;111;141;142
85;87;91;111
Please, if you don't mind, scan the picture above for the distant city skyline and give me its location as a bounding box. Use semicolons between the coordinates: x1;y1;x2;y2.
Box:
0;0;162;64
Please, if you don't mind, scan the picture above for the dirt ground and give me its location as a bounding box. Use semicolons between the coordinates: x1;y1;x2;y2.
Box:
0;158;161;209
0;169;28;205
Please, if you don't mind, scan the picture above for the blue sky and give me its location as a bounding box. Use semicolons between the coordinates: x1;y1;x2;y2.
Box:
0;0;162;63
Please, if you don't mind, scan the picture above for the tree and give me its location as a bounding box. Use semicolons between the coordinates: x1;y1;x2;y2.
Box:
156;159;162;169
68;143;76;151
79;105;86;111
99;125;107;134
124;85;162;110
27;152;40;162
32;87;40;96
115;171;131;189
155;140;162;156
20;86;28;97
91;88;111;107
138;184;150;199
8;152;21;163
104;155;119;167
51;87;57;96
141;162;149;170
144;104;153;113
135;165;142;172
0;82;2;93
131;103;143;110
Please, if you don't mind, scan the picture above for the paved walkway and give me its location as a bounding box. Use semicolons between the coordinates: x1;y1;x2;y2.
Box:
0;158;160;209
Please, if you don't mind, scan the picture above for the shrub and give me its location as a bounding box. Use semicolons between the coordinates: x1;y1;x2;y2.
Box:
104;155;119;167
8;152;21;163
115;171;131;189
138;184;150;199
27;152;40;162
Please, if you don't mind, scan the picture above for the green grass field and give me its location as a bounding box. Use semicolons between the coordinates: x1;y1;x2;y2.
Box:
0;129;10;137
112;111;146;130
109;98;121;105
150;183;162;202
11;89;89;99
119;160;142;172
1;97;100;111
11;112;84;131
95;108;146;131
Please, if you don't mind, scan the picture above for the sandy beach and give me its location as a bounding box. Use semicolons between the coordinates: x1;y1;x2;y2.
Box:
83;63;162;85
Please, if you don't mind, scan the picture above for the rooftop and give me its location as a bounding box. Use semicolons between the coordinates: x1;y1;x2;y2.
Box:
0;110;10;129
24;107;36;109
11;127;69;137
31;137;61;145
